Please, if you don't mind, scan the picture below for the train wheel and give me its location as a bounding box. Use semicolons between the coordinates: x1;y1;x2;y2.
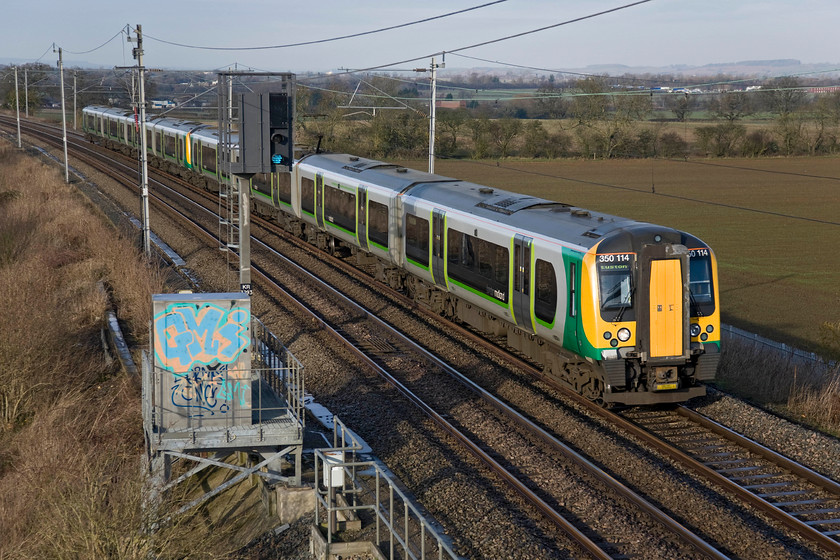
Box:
565;362;604;402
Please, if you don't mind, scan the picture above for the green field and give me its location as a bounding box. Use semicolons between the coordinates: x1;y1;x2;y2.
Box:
396;156;840;356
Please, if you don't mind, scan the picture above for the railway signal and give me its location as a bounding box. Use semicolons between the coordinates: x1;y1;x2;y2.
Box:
234;87;295;175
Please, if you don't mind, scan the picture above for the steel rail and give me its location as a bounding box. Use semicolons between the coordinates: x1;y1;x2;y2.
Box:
609;407;840;556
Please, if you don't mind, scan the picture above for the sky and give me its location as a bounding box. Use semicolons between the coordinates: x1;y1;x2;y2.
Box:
2;0;838;76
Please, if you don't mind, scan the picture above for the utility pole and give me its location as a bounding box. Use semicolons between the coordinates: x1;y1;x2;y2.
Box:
414;56;444;174
73;72;77;130
14;67;21;148
429;57;442;174
128;25;151;257
24;67;29;118
55;45;70;183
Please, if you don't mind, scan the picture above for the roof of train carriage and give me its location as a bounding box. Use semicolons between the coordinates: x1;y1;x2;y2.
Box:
304;153;646;251
84;105;134;118
405;179;645;251
298;152;457;194
190;126;235;147
147;116;211;134
84;105;167;127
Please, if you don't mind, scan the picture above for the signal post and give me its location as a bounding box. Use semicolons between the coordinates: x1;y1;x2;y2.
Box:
217;72;295;295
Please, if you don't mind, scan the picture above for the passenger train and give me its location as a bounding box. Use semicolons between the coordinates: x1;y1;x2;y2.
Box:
83;104;720;406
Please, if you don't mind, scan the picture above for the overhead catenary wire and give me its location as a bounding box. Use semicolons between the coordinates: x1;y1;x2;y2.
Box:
325;0;655;78
65;28;127;55
144;1;509;51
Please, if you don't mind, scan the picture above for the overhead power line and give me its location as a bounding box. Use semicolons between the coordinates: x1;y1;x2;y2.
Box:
65;28;127;55
30;44;56;65
144;1;509;51
324;0;655;77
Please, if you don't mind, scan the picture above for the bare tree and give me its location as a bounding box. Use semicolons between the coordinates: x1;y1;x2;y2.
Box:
711;91;752;122
665;92;693;122
436;108;468;156
488;117;522;157
534;83;568;119
762;76;806;118
466;116;491;158
571;77;652;158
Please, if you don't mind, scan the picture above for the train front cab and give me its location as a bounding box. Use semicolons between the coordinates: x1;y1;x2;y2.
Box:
582;227;720;405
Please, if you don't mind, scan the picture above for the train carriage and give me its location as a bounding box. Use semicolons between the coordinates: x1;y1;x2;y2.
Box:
295;154;455;269
293;153;720;405
83;104;720;406
187;126;230;189
146;117;209;177
83;105;136;155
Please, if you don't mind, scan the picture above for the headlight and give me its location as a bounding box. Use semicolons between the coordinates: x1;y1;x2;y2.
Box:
603;331;612;340
610;338;619;347
617;328;631;342
706;324;715;333
690;323;701;337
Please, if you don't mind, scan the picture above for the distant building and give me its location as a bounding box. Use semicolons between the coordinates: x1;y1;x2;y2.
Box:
436;100;467;109
150;99;176;109
808;86;840;94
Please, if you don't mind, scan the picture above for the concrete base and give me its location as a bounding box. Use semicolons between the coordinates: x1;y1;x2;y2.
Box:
334;492;362;531
275;485;315;525
310;525;386;560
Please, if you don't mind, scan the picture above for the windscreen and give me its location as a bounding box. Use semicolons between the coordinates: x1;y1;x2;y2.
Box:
688;248;715;316
598;253;635;320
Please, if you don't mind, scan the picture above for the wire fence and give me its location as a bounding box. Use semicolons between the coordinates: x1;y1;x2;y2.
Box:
722;324;831;366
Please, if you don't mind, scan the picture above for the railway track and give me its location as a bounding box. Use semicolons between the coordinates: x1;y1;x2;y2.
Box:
621;405;840;555
4;114;839;558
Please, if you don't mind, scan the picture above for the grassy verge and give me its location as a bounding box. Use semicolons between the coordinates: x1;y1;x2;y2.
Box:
717;335;840;435
0;143;266;558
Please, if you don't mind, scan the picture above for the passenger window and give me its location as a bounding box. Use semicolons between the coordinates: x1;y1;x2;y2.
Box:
405;213;430;267
252;173;271;196
201;145;216;173
300;177;315;215
276;172;292;205
368;200;389;249
535;259;557;324
324;184;356;234
446;229;509;302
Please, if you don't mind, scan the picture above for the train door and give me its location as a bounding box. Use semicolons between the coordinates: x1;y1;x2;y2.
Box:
638;245;690;360
431;209;446;287
315;173;325;228
513;235;535;332
648;259;683;357
357;186;368;251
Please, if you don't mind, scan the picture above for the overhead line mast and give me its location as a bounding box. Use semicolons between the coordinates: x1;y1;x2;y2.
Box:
414;56;444;174
127;25;151;258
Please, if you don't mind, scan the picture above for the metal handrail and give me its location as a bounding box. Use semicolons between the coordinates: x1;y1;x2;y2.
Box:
313;416;459;560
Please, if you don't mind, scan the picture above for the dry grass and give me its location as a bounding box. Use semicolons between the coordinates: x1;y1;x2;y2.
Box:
787;375;840;435
0;142;262;559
